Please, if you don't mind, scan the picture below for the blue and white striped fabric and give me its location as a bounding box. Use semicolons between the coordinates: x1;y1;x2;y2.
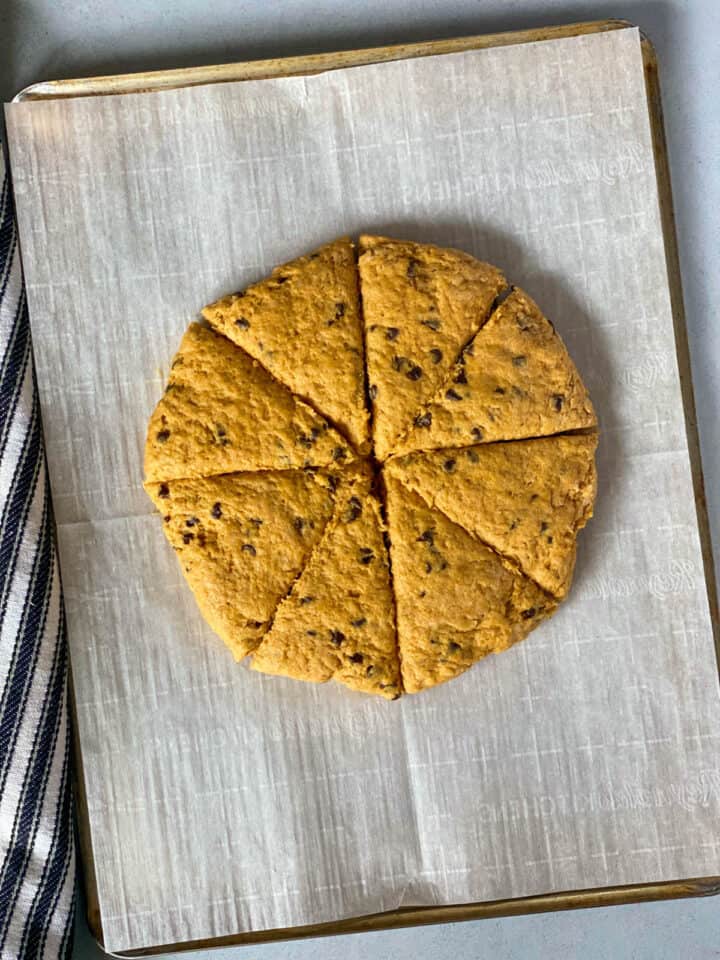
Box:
0;149;76;957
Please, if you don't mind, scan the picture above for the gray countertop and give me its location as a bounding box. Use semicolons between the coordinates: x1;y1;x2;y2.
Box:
2;0;718;957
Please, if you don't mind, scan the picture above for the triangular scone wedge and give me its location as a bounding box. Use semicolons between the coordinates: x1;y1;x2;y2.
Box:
146;470;336;661
394;287;597;455
202;238;369;453
145;323;354;482
251;475;401;699
385;479;556;694
385;433;598;598
358;236;507;460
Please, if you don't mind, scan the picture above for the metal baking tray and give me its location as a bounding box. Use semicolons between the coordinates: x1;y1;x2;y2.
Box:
14;17;720;956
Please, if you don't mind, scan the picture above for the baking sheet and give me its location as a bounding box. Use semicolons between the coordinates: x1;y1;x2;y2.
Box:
5;25;720;954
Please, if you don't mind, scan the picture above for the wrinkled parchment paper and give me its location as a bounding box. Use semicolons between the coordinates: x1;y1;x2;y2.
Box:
6;26;720;954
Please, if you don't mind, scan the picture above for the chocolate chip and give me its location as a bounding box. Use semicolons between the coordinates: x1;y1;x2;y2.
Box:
417;529;435;546
471;426;484;441
327;475;339;493
547;535;554;544
445;388;462;401
330;630;345;646
248;620;263;629
306;629;318;637
366;665;375;676
421;317;441;331
335;302;346;319
158;483;170;498
425;561;433;573
182;532;193;544
211;502;222;519
214;423;230;446
466;449;479;463
429;348;443;364
406;258;419;281
386;327;400;341
448;641;461;653
369;384;378;400
521;608;537;620
250;517;263;527
276;275;289;284
530;493;539;502
454;368;468;385
443;458;456;473
552;394;565;411
406;364;423;381
297;433;315;449
418;590;426;598
235;317;250;330
415;412;432;429
540;521;549;533
509;520;518;530
241;543;257;555
512;355;527;366
351;617;367;628
345;496;362;522
299;596;314;605
332;446;348;461
358;548;375;565
185;517;199;527
494;386;506;395
349;652;364;664
156;430;170;443
293;517;306;533
163;514;171;523
392;355;408;372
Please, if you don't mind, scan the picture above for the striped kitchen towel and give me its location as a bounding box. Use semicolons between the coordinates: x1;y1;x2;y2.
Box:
0;148;76;957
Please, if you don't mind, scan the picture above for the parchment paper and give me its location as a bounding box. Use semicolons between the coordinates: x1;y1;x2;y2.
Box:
6;26;720;954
